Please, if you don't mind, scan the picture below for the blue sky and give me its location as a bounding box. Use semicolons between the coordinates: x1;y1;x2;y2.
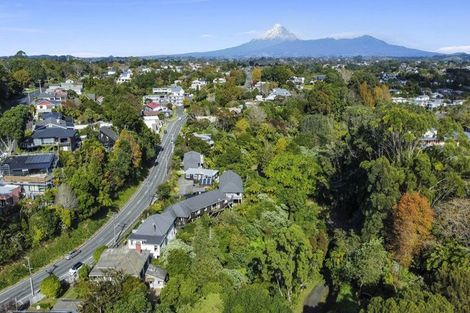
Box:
0;0;469;57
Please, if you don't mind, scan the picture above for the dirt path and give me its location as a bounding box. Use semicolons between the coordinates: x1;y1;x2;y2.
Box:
302;284;329;313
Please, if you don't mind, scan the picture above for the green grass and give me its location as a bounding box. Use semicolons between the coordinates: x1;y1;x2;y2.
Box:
112;184;140;209
0;180;143;291
61;285;80;300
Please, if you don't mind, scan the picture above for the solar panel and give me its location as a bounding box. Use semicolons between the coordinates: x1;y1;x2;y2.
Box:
25;154;53;164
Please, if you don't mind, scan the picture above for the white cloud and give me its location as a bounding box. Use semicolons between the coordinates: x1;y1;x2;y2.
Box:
201;34;213;38
437;45;470;54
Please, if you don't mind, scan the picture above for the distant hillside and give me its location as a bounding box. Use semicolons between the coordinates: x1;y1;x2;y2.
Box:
172;25;438;59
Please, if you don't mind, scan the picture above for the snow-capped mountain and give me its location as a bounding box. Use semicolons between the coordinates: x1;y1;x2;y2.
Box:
169;25;437;58
259;24;298;41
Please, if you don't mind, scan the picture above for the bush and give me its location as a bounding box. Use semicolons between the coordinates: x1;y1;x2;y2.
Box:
93;245;107;263
78;264;90;281
40;274;61;298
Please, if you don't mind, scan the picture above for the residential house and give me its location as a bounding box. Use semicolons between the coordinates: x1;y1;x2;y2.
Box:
421;129;444;148
143;112;163;133
183;151;203;171
27;126;79;151
117;70;133;84
143;102;171;116
127;171;243;257
190;79;207;91
36;92;65;104
184;168;218;185
99;126;119;150
289;76;305;89
213;77;226;84
219;170;243;203
46;80;83;95
128;210;178;258
89;248;150;281
310;75;326;84
34;115;74;131
0;153;58;198
414;95;430;107
392;97;409;104
35;99;56;118
266;88;291;101
193;133;214;147
254;81;269;93
145;265;168;289
143;85;186;107
0;184;21;212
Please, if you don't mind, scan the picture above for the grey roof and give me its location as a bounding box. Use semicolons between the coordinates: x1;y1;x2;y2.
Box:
52;299;81;313
40;112;64;120
168;189;226;218
89;248;150;278
183;151;202;171
129;210;176;245
35;117;74;129
219;170;243;193
32;127;77;139
271;88;291;97
146;264;167;280
100;126;119;141
1;153;56;172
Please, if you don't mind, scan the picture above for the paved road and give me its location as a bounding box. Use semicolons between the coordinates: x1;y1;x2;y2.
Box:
0;109;186;307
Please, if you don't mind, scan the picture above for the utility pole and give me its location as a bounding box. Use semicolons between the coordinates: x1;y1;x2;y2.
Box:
24;257;34;297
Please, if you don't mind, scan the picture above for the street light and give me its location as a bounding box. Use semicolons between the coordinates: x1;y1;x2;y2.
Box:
24;257;34;297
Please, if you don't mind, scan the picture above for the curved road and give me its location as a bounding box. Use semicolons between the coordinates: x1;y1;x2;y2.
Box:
0;110;186;307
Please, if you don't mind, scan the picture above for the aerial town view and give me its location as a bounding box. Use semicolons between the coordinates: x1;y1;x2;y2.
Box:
0;0;468;312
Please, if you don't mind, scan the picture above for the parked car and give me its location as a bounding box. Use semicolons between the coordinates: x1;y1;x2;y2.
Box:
69;262;83;275
65;249;81;260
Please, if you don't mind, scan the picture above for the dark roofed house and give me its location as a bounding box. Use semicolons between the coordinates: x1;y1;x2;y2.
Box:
219;170;243;203
127;170;244;258
183;151;203;171
0;153;57;198
99;126;119;151
34;116;74;130
127;210;177;258
27;127;79;151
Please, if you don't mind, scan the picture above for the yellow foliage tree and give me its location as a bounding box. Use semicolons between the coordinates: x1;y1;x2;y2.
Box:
359;82;375;107
392;192;434;266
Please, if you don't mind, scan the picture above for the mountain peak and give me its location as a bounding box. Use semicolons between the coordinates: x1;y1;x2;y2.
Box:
260;24;298;41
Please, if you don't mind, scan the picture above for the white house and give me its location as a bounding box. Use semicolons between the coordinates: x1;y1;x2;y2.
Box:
190;79;207;91
265;88;291;101
144;85;186;106
213;77;226;84
46;80;83;95
128;210;177;258
143;113;163;133
117;70;133;84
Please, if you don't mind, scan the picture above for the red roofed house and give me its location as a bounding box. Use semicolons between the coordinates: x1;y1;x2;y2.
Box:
35;100;55;118
0;184;21;212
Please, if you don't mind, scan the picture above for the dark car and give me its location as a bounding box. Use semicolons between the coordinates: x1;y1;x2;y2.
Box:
69;262;83;275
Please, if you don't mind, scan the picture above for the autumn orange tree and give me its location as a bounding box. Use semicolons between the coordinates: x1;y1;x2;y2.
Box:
392;192;434;266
